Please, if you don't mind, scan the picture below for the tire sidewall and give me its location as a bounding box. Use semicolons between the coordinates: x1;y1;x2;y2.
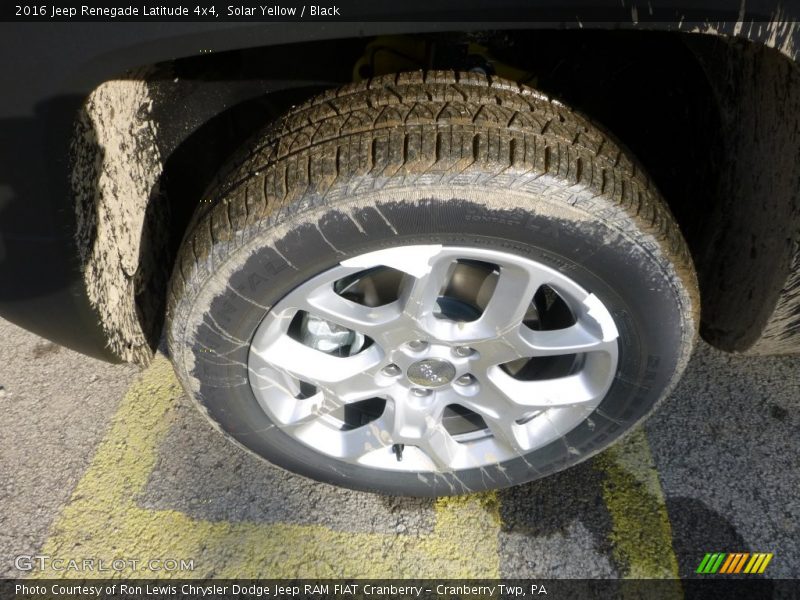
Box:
172;185;693;496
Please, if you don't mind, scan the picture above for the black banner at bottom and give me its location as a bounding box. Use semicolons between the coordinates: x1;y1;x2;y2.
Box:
1;579;797;600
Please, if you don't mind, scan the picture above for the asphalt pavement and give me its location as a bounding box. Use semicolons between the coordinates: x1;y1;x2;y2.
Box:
0;316;797;579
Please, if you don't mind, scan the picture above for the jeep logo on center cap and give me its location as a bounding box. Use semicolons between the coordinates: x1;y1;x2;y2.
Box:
407;359;456;388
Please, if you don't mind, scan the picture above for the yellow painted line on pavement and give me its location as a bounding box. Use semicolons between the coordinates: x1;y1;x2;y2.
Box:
596;428;681;584
34;356;501;579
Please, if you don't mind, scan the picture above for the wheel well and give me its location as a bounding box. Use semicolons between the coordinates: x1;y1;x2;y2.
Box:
74;29;800;362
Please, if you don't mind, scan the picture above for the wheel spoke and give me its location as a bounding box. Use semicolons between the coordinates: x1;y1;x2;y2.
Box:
514;323;617;357
292;245;453;342
455;391;533;455
328;370;389;402
289;415;393;460
274;393;342;428
487;368;604;409
251;333;382;390
399;253;454;324
474;263;543;335
249;347;384;427
457;384;584;456
341;244;445;278
248;358;303;398
417;427;465;470
381;395;434;441
337;420;394;459
296;286;403;338
482;413;536;455
378;397;463;469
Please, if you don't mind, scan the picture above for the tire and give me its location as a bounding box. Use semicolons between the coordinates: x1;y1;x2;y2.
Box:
167;71;698;496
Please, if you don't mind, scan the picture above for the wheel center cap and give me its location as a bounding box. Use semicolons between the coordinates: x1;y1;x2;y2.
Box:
407;358;456;388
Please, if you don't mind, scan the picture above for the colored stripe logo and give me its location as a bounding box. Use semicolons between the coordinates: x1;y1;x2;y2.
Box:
696;552;773;574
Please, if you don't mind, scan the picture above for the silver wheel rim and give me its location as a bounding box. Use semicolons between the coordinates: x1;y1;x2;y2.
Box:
247;244;619;473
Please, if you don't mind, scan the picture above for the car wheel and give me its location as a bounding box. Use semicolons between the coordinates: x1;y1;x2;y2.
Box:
166;71;698;496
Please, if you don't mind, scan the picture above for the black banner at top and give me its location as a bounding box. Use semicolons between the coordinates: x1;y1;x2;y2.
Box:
2;0;799;22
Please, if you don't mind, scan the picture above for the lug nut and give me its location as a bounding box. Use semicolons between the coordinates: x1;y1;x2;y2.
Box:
407;340;427;352
453;346;474;358
382;364;401;377
411;388;431;397
455;374;475;386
